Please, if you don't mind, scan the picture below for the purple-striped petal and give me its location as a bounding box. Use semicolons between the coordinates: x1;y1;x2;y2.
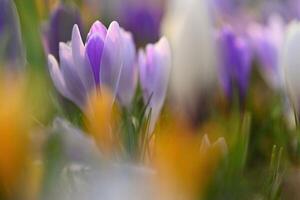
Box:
87;20;107;41
85;33;105;85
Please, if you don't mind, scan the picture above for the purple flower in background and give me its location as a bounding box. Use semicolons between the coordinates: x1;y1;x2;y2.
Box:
261;0;300;22
218;26;252;102
48;21;137;110
211;0;251;20
248;15;285;89
139;37;171;133
83;0;164;46
212;0;242;16
44;3;83;61
120;1;163;46
0;0;25;68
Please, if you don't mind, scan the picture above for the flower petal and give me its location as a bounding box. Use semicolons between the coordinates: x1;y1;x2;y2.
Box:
85;33;105;85
87;20;107;41
117;30;137;107
52;117;101;163
139;37;171;133
71;24;95;91
138;49;147;93
48;54;70;98
218;27;252;100
283;22;300;112
149;38;171;132
100;21;124;99
147;38;171;108
59;42;87;109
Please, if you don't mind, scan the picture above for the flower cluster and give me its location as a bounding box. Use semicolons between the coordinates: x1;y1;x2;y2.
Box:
48;20;171;131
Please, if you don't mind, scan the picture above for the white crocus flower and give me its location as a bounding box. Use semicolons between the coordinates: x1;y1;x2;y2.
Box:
162;0;217;118
282;21;300;118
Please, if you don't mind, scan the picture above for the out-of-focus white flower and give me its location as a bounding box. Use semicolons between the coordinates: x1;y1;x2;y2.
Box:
45;118;156;200
162;0;217;118
282;21;300;116
66;164;155;200
52;117;101;163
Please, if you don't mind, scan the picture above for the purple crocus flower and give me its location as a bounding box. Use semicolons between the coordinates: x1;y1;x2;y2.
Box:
48;21;137;110
138;37;171;133
84;0;164;46
218;26;252;103
44;3;83;61
248;15;285;90
117;31;138;107
0;0;25;68
119;0;164;46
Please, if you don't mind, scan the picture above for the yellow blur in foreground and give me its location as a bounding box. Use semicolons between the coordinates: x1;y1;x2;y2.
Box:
153;118;227;200
84;88;228;200
0;75;30;196
85;88;121;158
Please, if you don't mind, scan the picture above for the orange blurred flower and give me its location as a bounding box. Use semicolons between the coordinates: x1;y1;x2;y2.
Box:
85;88;121;158
0;75;30;196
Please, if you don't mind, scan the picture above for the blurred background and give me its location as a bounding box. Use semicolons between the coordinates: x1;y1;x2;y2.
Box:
1;0;300;199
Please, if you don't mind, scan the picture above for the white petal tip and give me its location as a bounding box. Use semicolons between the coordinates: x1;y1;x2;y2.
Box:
48;54;58;68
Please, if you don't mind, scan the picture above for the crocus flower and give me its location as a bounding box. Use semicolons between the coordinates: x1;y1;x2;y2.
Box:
120;0;164;46
248;15;285;90
217;26;252;103
115;30;137;107
138;37;171;133
0;0;25;68
85;0;164;46
48;20;137;111
282;21;300;116
44;3;83;61
163;0;217;123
